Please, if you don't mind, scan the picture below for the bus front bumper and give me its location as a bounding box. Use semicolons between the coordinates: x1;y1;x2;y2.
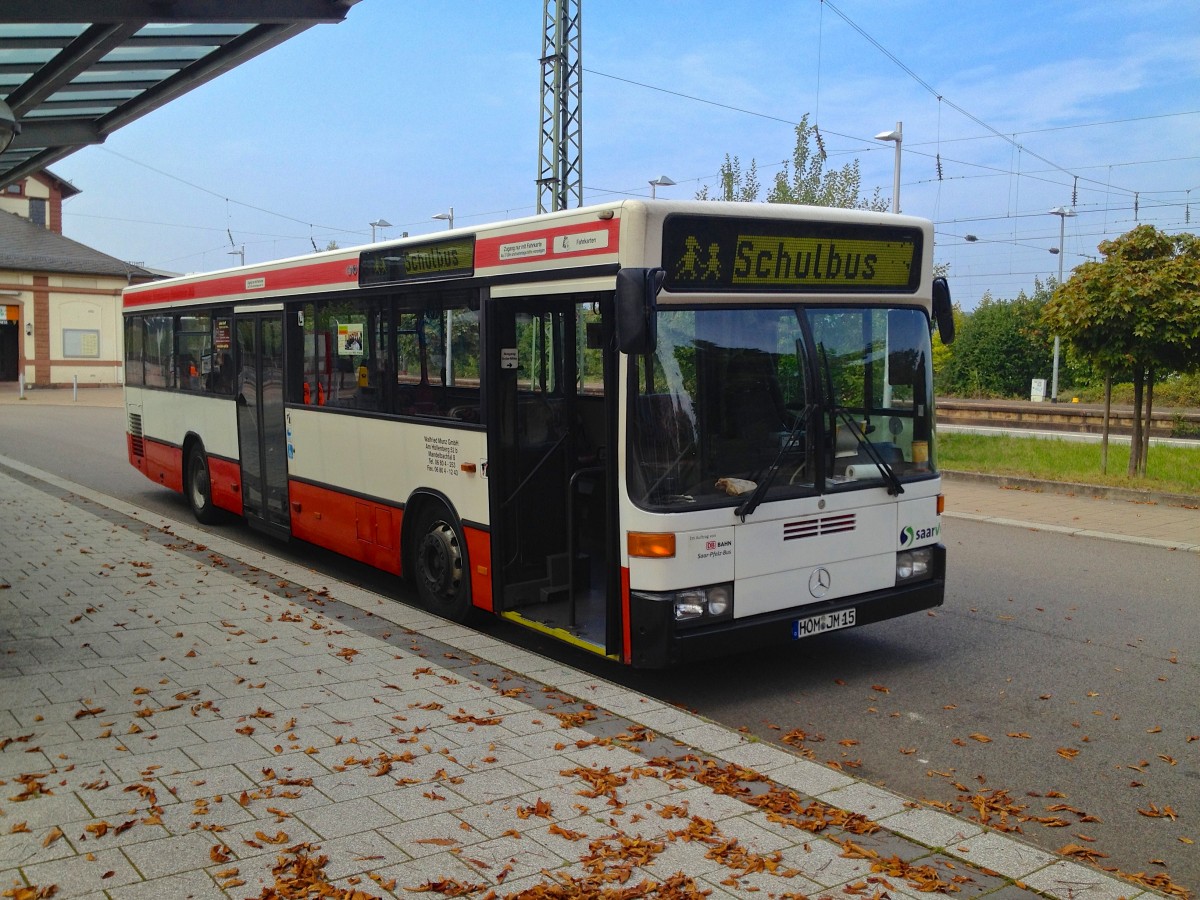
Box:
629;544;946;668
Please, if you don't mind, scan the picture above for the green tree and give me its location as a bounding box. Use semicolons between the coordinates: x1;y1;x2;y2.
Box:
697;114;889;210
931;304;964;380
941;286;1053;398
1043;225;1200;476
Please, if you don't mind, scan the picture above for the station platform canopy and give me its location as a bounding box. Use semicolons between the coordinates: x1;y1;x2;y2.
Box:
0;1;359;189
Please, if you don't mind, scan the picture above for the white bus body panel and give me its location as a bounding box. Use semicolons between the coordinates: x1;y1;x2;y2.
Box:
135;388;239;460
624;480;942;619
285;408;489;523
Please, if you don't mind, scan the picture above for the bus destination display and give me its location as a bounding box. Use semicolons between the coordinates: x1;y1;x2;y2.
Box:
360;237;475;287
662;215;921;293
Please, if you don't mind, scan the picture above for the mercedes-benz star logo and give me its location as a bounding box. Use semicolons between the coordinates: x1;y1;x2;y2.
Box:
808;567;832;598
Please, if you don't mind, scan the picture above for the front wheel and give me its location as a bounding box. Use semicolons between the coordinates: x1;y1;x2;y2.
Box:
411;503;471;622
186;446;222;524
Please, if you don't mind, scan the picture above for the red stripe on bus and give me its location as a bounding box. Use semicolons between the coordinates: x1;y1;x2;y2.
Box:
286;481;492;612
124;258;359;309
208;456;243;516
288;480;403;576
475;218;620;269
621;566;632;665
463;528;494;612
136;436;183;493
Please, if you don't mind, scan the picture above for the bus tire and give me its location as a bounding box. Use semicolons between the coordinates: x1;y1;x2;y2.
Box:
186;445;221;525
411;503;471;622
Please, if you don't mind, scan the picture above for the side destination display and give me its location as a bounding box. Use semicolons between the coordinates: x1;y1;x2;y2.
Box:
662;214;921;293
360;237;475;287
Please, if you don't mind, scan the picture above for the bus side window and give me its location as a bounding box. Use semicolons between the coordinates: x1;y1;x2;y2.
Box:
393;295;481;423
124;316;145;386
144;315;174;389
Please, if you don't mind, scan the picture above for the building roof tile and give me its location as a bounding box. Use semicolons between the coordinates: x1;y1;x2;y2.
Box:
0;211;154;280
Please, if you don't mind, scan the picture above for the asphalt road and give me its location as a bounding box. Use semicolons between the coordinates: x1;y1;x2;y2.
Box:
2;403;1196;894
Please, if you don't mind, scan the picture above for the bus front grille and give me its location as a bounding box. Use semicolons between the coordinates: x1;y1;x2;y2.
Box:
782;512;856;541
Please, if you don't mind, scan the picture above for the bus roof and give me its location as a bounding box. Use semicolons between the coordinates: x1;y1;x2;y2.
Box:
123;200;934;311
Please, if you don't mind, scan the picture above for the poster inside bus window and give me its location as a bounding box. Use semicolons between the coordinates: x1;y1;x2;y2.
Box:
338;322;364;355
662;214;922;293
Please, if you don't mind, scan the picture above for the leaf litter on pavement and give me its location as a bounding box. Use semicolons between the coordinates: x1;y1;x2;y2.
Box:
2;504;1191;900
772;674;1194;900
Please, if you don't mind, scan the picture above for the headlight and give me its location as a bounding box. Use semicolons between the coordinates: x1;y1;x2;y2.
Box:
896;547;935;583
665;584;734;625
911;547;932;577
674;590;707;621
706;585;730;617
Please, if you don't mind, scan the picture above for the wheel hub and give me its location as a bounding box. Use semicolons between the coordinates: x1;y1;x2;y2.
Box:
419;522;462;598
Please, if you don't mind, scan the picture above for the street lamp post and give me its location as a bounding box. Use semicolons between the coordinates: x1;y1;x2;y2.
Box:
370;218;392;242
1048;206;1076;402
432;207;454;230
648;175;675;199
875;122;903;214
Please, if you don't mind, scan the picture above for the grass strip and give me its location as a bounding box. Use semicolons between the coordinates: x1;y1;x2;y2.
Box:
937;432;1200;497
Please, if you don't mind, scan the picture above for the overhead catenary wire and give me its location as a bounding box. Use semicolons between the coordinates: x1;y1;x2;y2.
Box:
67;2;1193;290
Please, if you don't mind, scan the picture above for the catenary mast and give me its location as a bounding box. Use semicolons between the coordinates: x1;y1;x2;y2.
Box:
536;0;582;213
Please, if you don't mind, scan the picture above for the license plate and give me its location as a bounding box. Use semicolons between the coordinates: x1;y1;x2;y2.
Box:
793;608;856;639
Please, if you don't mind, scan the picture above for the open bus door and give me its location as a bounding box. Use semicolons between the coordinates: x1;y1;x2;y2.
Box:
235;309;291;539
487;294;622;659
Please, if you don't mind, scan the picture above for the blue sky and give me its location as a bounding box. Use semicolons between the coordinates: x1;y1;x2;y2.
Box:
56;0;1200;309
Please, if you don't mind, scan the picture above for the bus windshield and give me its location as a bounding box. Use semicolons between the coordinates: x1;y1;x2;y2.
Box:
628;305;936;511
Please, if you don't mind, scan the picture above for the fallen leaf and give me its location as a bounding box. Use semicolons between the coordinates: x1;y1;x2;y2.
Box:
1138;803;1177;820
1058;843;1109;863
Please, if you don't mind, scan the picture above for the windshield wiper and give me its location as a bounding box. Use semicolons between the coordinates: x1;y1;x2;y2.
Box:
833;407;904;496
815;340;902;496
735;402;815;521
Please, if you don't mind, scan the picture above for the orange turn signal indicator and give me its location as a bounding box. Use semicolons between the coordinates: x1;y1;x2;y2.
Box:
937;493;945;516
627;531;676;559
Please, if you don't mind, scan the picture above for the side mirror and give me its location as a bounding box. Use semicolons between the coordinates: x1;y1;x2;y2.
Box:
615;267;664;355
932;276;955;345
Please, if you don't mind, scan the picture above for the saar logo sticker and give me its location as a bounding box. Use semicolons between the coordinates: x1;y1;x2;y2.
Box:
901;524;940;546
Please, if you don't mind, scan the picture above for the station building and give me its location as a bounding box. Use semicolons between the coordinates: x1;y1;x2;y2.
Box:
0;170;157;387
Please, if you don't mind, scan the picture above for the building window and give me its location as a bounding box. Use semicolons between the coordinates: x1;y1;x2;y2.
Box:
29;198;47;228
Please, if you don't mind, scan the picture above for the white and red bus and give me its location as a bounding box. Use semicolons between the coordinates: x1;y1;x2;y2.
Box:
123;200;954;667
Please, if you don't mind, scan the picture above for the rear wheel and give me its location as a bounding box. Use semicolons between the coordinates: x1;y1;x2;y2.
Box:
186;445;221;524
412;503;471;622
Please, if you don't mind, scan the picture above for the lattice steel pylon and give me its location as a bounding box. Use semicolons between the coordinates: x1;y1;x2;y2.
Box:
536;0;582;213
